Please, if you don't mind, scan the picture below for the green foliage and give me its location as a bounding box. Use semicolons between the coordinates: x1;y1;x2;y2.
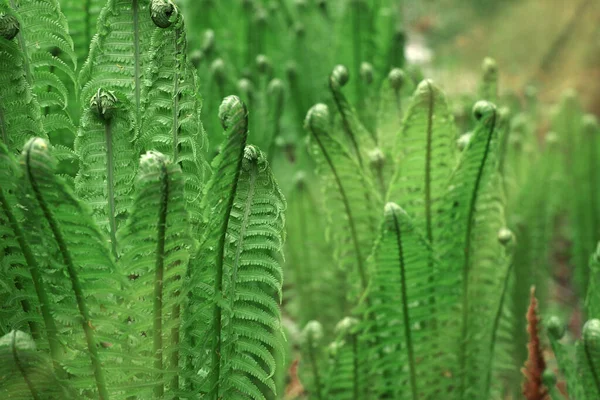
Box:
2;0;600;399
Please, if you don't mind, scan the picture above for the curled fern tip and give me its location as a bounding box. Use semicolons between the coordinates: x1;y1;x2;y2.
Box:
150;0;177;28
0;12;19;40
90;89;118;121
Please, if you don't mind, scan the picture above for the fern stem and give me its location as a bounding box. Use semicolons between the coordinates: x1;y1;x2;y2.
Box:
24;142;110;400
0;104;7;145
133;0;141;123
458;110;497;397
170;299;181;399
484;261;514;396
329;78;363;167
351;333;359;400
308;124;367;293
153;159;170;398
208;104;248;400
390;208;418;400
105;119;118;257
0;189;61;367
172;28;181;162
351;0;363;104
584;338;600;394
307;335;323;400
12;331;41;400
9;0;32;85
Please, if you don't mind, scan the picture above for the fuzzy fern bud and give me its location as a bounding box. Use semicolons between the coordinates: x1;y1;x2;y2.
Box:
360;62;374;85
305;103;330;133
542;370;556;387
331;65;349;87
218;96;246;131
546;316;565;340
497;228;514;246
0;12;19;40
583;319;600;350
201;29;215;54
369;148;385;170
150;0;177;28
211;58;226;84
481;57;498;82
472;100;496;123
388;68;405;91
301;321;324;347
237;78;254;100
335;317;358;336
583;114;599;134
90;89;118;121
268;78;285;108
256;54;272;75
457;132;473;151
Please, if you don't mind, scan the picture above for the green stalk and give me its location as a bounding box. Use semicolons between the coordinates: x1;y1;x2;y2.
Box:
24;142;109;400
12;331;41;400
458;110;497;397
307;123;367;292
0;189;61;366
152;160;169;398
390;208;418;400
307;335;323;400
133;0;141;125
104;119;118;257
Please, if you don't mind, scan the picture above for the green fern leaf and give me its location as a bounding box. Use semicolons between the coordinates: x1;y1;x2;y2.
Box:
19;138;124;399
0;330;73;399
305;103;380;300
79;0;154;127
0;8;45;153
182;95;248;395
118;151;192;398
74;89;137;257
218;145;286;400
361;203;461;399
140;0;208;228
4;0;77;144
0;142;61;366
387;79;457;245
439;101;509;398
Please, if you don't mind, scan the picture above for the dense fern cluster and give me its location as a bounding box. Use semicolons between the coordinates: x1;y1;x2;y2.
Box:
1;0;600;399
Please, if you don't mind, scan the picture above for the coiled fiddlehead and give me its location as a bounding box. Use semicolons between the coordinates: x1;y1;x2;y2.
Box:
150;0;177;29
89;89;118;121
0;12;19;40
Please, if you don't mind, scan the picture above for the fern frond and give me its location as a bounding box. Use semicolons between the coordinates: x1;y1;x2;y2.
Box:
361;202;460;399
0;8;45;153
74;89;136;257
387;79;457;245
80;0;154;126
20;138;123;399
438;101;509;398
218;145;286;400
140;0;208;228
0;142;61;366
118;151;191;398
328;65;377;166
4;0;76;143
578;319;600;399
182;95;248;395
0;330;73;399
546;317;585;400
305;103;380;301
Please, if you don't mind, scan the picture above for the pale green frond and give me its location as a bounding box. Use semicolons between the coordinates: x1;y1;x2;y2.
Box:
79;0;154;127
118;151;192;398
140;0;208;228
305;103;380;301
74;89;137;257
387;79;457;246
0;9;45;153
182;95;248;395
0;330;74;399
19;138;126;399
219;145;286;400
